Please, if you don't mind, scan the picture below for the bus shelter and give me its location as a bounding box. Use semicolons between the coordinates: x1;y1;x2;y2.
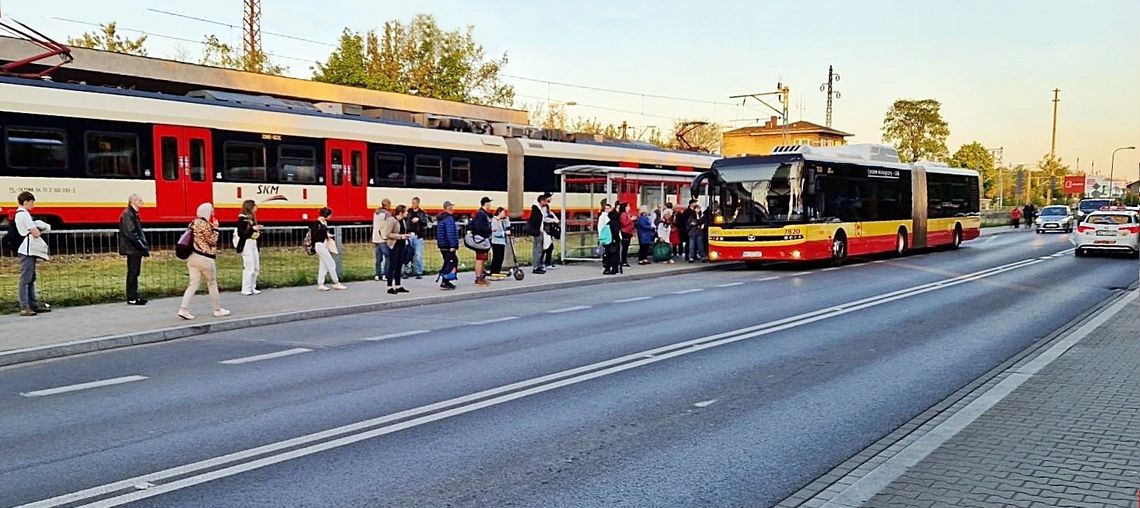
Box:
554;165;707;262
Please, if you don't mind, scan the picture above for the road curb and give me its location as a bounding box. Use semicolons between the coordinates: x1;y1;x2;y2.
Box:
0;263;734;368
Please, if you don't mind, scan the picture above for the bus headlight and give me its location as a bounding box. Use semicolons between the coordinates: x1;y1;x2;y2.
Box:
714;214;724;225
709;250;719;261
791;250;802;259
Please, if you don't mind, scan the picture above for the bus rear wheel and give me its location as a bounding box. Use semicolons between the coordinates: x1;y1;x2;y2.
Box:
894;229;908;257
831;233;848;266
951;226;963;249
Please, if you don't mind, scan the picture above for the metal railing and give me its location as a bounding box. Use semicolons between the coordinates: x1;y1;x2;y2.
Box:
1;222;582;311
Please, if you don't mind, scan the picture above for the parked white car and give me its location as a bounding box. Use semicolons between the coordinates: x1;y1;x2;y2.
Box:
1075;209;1140;258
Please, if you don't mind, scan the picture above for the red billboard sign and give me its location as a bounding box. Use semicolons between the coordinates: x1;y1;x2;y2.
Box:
1063;176;1086;194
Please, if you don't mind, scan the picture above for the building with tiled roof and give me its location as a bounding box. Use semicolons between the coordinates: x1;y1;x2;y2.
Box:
723;116;853;157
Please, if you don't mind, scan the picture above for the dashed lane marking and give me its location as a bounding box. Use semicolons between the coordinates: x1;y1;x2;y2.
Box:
715;282;745;287
546;305;592;314
613;296;652;303
693;399;718;408
360;330;431;342
219;348;313;365
790;271;812;276
671;288;704;295
20;375;148;397
469;316;519;325
754;276;781;282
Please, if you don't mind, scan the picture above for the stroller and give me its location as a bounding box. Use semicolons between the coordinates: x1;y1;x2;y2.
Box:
499;235;525;281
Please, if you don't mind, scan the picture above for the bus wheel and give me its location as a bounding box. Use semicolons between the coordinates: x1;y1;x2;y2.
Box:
831;232;848;265
951;225;963;249
894;229;908;257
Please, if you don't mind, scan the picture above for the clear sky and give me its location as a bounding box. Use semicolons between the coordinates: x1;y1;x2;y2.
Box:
6;0;1139;181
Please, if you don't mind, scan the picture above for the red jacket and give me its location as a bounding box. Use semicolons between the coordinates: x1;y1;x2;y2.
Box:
1010;208;1022;220
620;212;635;235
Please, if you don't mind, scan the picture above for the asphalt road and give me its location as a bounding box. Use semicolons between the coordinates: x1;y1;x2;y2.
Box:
1;229;1136;508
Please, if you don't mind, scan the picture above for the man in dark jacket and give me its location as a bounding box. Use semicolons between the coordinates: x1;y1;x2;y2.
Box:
526;193;552;274
406;197;429;279
677;200;696;261
472;196;494;286
117;193;150;305
436;201;460;290
686;203;709;262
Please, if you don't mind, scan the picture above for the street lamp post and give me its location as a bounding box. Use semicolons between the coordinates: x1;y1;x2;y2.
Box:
1110;146;1136;198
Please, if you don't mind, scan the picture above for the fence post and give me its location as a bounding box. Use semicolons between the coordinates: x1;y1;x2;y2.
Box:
333;225;344;277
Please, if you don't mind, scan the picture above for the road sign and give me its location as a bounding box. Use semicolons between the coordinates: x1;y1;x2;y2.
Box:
1063;176;1086;194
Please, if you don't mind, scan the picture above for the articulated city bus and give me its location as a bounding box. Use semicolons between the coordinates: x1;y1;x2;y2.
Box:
695;144;981;264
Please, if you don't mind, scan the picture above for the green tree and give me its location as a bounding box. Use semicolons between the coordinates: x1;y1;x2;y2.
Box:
200;35;286;75
950;141;996;196
881;99;950;163
313;14;514;106
1035;153;1072;204
67;21;147;56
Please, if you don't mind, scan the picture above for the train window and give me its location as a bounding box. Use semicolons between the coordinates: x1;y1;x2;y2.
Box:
350;150;363;186
6;127;67;170
85;131;139;178
375;152;405;187
160;137;179;181
223;142;267;181
189;139;207;182
415;154;442;184
330;149;344;186
450;157;471;185
277;145;316;183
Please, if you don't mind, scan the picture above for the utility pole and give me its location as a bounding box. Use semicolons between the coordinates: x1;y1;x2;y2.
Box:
819;65;841;128
988;147;1004;207
731;83;791;144
243;0;262;71
1050;89;1060;158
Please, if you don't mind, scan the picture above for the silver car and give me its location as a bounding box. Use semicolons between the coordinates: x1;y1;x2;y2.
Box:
1035;205;1073;233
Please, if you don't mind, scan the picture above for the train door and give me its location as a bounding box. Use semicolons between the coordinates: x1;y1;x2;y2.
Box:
153;125;214;222
325;139;367;219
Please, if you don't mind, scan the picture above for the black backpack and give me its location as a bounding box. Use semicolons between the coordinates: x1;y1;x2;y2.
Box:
3;210;28;251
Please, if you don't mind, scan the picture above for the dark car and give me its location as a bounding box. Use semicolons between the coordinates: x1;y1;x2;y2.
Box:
1076;199;1113;223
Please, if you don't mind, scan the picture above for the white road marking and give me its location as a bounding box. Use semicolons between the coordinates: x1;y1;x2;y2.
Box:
360;330;430;342
754;276;780;282
20;375;148;398
546;305;591;314
693;399;718;408
715;282;744;287
1038;256;1052;260
469;316;519;325
614;296;652;303
790;271;812;276
871;260;888;264
671;288;704;295
219;348;313;365
22;258;1043;508
821;267;842;272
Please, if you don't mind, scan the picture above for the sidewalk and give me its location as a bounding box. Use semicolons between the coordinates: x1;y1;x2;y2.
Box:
794;288;1140;508
0;261;721;367
864;289;1140;508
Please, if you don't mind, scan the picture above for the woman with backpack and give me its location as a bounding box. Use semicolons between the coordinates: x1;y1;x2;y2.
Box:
597;202;616;275
178;203;229;320
235;199;263;296
312;207;347;291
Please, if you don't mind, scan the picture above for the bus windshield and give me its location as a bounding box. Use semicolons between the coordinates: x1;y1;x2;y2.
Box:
715;162;803;226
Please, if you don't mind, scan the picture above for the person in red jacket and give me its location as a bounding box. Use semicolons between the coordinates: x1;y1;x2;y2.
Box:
1010;207;1022;229
618;202;635;267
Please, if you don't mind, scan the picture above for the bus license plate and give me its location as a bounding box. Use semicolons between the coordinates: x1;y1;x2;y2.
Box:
742;251;763;258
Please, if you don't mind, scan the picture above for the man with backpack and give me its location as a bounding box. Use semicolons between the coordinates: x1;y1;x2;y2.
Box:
526;193;552;274
436;201;460;290
118;193;150;305
8;191;49;316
